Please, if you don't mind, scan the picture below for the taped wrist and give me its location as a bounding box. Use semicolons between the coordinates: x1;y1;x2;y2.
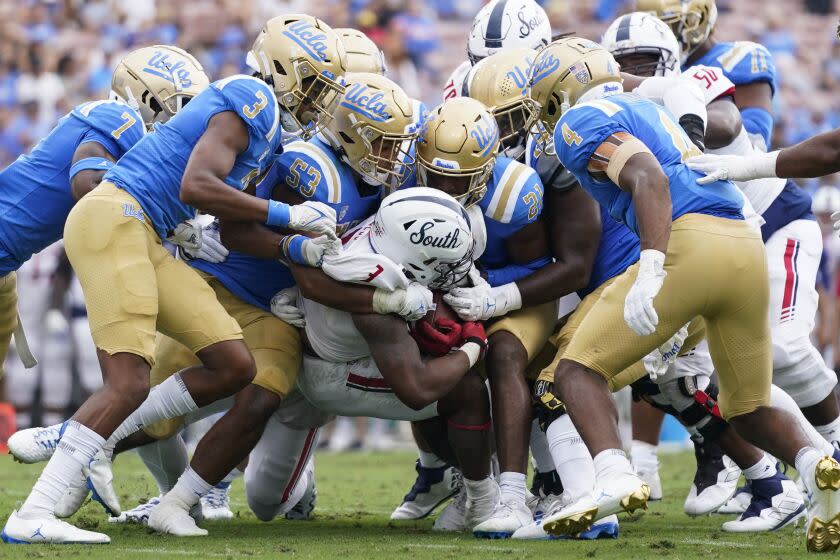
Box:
372;288;400;315
458;341;483;368
278;234;307;265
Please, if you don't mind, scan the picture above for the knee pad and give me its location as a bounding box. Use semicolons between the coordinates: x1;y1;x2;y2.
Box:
143;415;185;440
659;377;728;443
533;379;567;432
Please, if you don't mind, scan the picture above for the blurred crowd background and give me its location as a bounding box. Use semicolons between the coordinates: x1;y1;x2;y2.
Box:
2;0;840;448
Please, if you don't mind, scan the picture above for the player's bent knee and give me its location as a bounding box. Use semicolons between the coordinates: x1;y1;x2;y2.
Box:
485;331;528;378
439;371;490;422
247;496;282;522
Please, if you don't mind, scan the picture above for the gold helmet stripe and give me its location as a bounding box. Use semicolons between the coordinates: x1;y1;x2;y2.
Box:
717;42;754;72
289;141;340;203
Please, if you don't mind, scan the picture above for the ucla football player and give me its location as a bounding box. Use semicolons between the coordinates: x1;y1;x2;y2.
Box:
335;28;387;75
527;38;840;552
408;97;558;537
606;13;840;530
0;45;202;388
639;0;776;152
1;14;349;544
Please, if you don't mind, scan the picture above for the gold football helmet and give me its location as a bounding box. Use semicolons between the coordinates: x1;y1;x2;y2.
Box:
467;47;538;160
250;14;348;140
416;97;500;208
323;72;417;191
637;0;717;59
111;45;209;128
527;37;622;147
335;28;387;75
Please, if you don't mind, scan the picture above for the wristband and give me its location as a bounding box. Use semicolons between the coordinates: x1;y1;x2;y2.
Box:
498;282;523;313
754;150;780;179
267;199;291;227
279;235;307;265
69;157;113;180
458;341;483;368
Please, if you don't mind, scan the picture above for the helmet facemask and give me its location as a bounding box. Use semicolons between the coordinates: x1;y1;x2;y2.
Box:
494;97;536;160
425;244;475;291
612;47;677;77
417;161;492;209
350;125;417;191
277;57;345;140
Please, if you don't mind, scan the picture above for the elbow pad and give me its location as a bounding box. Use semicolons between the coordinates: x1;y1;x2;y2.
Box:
740;107;774;152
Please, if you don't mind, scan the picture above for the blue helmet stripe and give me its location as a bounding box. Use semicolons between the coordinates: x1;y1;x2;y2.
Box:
485;0;509;49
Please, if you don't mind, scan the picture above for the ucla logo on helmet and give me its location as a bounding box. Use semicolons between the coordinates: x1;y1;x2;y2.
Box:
283;20;329;61
471;114;499;157
530;52;560;86
340;83;392;122
144;51;193;89
507;56;535;94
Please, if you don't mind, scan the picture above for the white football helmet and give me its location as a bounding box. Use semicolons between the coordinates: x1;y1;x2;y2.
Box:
370;187;475;290
602;12;680;77
813;186;840;215
467;0;551;65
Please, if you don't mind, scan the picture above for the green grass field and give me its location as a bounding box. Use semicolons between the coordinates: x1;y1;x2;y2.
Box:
0;449;816;559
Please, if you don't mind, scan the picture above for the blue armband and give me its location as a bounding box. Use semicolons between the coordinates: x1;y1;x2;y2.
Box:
69;157;113;180
279;234;307;265
740;107;774;151
267;199;291;227
485;254;553;287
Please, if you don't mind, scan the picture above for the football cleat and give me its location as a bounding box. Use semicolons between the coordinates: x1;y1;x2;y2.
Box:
108;496;162;524
594;470;650;518
541;494;599;537
636;465;663;502
512;492;619;540
717;484;752;515
684;441;740;516
201;482;233;521
7;422;64;464
147;495;208;537
86;450;120;517
433;487;467;531
286;466;317;521
465;479;501;531
806;456;840;552
472;498;533;539
54;471;90;518
391;461;460;520
721;471;806;532
1;510;109;544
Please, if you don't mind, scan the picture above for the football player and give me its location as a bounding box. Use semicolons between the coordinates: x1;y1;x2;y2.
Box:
1;14;346;544
442;0;550;101
335;28;388;75
605;12;840;529
639;0;776;152
527;38;840;553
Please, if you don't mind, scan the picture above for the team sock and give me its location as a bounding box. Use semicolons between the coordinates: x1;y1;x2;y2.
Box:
529;419;555;474
815;415;840;450
167;467;213;509
138;435;190;494
499;471;527;503
770;385;835;455
630;439;659;475
418;449;446;469
546;414;595;501
742;454;777;481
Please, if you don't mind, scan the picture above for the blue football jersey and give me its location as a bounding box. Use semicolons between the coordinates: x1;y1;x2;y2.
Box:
581;206;640;298
478;156;545;268
106;75;281;238
554;93;744;236
0;100;144;275
689;41;776;94
192;137;381;311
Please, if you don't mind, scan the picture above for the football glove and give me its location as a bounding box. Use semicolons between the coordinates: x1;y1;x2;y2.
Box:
624;249;666;336
642;323;689;380
178;220;229;263
288;201;338;240
686;151;779;185
270;287;305;328
373;283;435;321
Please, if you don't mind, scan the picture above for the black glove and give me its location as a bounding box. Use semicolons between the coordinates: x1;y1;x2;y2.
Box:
679;113;706;153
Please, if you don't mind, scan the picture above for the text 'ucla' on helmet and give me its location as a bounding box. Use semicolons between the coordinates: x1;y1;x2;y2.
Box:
250;14;348;140
111;45;209;128
323;72;418;191
370;187;475;291
467;0;551;65
416;97;500;209
602;12;681;77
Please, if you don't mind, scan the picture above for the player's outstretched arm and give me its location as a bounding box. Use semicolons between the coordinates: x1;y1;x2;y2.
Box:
69;142;117;200
705;98;743;150
353;313;484;410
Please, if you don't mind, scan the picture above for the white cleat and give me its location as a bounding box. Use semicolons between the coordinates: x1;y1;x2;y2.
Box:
594;470;650;519
472;498;533;539
636;466;663;501
54;471;90;518
286;466;317;521
717;486;751;515
513;510;619;540
109;496;162;524
805;456;840;552
466;480;501;530
201;483;233;521
541;494;599;537
391;462;460;520
685;447;741;516
7;423;64;464
85;450;120;517
1;510;109;544
148;495;208;537
721;470;805;533
433;487;467;531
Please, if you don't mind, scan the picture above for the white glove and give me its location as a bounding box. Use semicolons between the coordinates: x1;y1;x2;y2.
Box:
372;282;434;321
180;220;229;263
296;235;341;267
288;201;338;239
270;287;305;327
444;278;522;322
642;323;689;380
624;249;667;336
685;151;779;185
167;221;202;254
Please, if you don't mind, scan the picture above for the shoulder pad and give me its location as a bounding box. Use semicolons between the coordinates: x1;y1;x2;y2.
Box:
72;100;145;153
554;100;626;178
681;65;736;104
484;158;543;225
212;75;280;144
715;42;776;92
274;140;343;204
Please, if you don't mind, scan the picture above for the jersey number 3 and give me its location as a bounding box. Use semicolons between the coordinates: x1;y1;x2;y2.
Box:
243;90;268;120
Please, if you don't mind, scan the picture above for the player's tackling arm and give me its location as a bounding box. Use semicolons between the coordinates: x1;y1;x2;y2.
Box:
589;132;671;252
69;142;117;200
353;313;476;410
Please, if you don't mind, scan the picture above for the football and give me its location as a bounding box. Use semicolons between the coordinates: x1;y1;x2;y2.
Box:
409;291;464;356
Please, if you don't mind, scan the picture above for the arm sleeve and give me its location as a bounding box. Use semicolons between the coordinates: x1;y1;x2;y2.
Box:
485;254;554;287
740;106;774;151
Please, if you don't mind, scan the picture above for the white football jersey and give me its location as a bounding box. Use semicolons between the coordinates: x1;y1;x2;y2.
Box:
442;60;471;102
